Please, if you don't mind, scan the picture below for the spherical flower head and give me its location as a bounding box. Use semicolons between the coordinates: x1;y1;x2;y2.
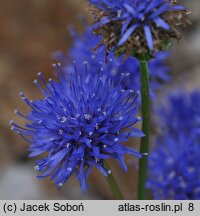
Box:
147;131;200;199
147;91;200;199
89;0;190;55
11;60;144;190
53;27;171;98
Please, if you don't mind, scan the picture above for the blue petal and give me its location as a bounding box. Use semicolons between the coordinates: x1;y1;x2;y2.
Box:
146;0;164;12
121;17;132;34
117;154;128;172
144;25;154;50
149;2;170;19
130;128;145;137
153;17;170;30
118;24;138;46
123;3;137;17
92;17;110;29
169;5;185;11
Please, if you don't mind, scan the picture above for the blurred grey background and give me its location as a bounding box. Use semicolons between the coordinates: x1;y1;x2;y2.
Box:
0;0;199;199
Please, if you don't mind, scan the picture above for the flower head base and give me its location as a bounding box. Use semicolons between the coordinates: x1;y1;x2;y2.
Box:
11;59;144;190
89;0;191;55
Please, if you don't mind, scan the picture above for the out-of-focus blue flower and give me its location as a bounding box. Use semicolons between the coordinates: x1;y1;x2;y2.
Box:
157;91;200;136
52;26;106;75
112;51;171;98
11;59;144;190
53;26;103;64
147;132;200;200
147;91;200;199
53;28;170;98
89;0;184;50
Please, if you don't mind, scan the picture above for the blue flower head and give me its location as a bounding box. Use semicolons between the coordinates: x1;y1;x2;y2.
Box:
157;91;200;136
53;27;170;98
89;0;189;54
147;91;200;199
147;132;200;200
11;58;144;190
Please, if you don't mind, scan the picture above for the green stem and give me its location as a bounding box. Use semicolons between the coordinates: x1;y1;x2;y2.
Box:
104;162;124;200
137;59;150;200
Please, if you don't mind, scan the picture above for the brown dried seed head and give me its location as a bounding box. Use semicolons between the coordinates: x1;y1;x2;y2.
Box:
90;5;191;57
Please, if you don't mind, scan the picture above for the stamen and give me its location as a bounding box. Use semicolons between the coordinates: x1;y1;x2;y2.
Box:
34;165;39;171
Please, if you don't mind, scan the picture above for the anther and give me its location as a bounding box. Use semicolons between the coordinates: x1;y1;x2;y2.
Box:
9;120;14;125
84;114;92;120
34;165;39;171
60;116;67;123
59;129;63;135
89;131;93;136
119;116;123;121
